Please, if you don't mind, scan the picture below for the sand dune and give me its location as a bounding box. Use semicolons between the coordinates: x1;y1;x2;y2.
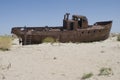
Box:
0;35;120;80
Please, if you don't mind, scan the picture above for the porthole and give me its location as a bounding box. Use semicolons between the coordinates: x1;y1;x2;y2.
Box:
93;30;96;33
82;31;84;34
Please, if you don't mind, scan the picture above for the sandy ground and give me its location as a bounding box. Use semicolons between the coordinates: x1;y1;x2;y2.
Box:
0;35;120;80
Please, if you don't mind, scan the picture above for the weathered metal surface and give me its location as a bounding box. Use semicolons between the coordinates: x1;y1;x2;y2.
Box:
11;13;112;45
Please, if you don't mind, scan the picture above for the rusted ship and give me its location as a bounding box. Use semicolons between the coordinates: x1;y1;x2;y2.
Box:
11;13;112;45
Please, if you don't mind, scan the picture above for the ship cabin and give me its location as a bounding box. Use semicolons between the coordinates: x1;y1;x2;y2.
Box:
63;13;88;30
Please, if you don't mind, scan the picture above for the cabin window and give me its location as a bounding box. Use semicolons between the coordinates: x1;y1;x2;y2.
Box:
20;28;24;31
83;18;87;21
83;19;85;22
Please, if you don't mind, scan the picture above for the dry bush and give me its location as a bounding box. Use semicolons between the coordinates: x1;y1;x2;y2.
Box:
98;67;113;76
0;36;12;51
81;72;93;79
42;37;55;43
117;35;120;41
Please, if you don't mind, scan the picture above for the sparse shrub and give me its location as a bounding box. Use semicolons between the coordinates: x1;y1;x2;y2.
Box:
81;72;93;79
98;67;113;76
42;37;55;43
0;36;12;51
100;50;105;53
117;35;120;41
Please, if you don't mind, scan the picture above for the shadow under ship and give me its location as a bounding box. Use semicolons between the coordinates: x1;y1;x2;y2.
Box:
11;13;112;45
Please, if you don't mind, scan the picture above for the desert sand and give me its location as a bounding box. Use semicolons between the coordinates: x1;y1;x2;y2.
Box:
0;34;120;80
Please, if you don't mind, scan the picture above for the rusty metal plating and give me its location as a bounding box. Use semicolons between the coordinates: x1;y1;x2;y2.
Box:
11;13;112;45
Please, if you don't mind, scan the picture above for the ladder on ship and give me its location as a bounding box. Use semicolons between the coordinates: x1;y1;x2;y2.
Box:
24;35;32;45
26;35;32;45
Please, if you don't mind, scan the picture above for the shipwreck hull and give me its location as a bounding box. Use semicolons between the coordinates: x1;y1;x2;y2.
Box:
11;13;112;45
21;30;109;44
12;21;112;45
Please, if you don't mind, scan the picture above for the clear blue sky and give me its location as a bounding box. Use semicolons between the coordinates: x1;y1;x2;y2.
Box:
0;0;120;35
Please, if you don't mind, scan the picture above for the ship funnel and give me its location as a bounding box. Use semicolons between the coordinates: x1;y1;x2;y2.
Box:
64;13;70;20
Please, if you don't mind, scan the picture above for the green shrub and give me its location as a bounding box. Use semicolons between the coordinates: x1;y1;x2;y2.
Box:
0;36;12;51
98;67;113;76
81;72;93;79
42;37;55;43
117;35;120;41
